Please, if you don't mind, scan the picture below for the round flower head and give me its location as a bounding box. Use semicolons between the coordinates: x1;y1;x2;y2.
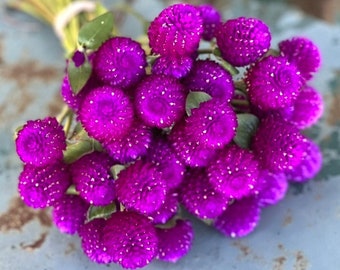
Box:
18;161;71;208
214;196;261;238
79;218;113;264
245;55;302;111
251;115;308;173
184;99;237;149
52;194;89;234
78;85;134;142
279;36;321;81
198;4;221;41
103;211;158;269
207;145;260;199
115;160;167;215
134;74;186;128
156;219;194;263
148;191;179;224
286;138;322;182
216;17;271;66
152;55;193;79
179;168;228;219
148;3;203;57
102;119;152;164
183;59;234;101
16;117;66;167
93;37;147;89
70;152;116;206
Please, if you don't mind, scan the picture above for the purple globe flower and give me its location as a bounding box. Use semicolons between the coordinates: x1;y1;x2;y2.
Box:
251;115;308;173
115;160;167;215
148;191;179;224
216;17;271;66
152;55;193;79
245;55;303;111
71;50;85;67
103;211;158;269
148;4;203;57
156;219;194;263
198;4;221;41
52;194;89;234
184;99;237;149
15;117;66;167
214;196;261;238
93;37;147;89
183;59;234;101
179;168;228;219
207;145;260;200
78;85;134;142
134;74;186;128
18;161;71;208
70;152;116;206
279;36;321;81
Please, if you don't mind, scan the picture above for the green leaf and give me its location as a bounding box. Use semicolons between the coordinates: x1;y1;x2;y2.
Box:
78;12;114;50
110;164;126;180
87;203;116;222
186;91;212;116
234;113;259;149
67;60;92;94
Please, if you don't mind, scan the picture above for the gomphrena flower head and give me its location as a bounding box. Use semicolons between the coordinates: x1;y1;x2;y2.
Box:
179;168;228;219
279;36;321;81
151;55;193;79
148;3;203;57
70;152;116;206
214;196;261;238
198;4;221;41
215;17;271;66
52;194;89;234
78;85;134;142
115;160;167;215
156;219;194;263
286;138;322;182
93;36;147;89
103;211;158;269
183;59;234;101
207;145;260;199
245;55;303;111
102;119;152;164
134;74;186;128
148;191;179;224
18;161;71;208
184;99;237;149
15;117;66;167
251;115;308;173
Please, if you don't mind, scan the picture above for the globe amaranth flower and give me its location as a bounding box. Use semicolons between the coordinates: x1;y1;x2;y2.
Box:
78;85;134;143
183;59;234;101
214;196;261;238
148;191;179;224
103;211;158;269
215;17;271;66
251;115;308;173
70;152;116;206
93;36;147;89
279;36;321;81
18;161;71;208
245;55;303;111
148;3;203;57
198;4;221;41
52;194;89;234
184;99;237;149
102;119;152;164
207;145;260;200
115;160;167;215
134;74;186;128
286;138;322;182
156;219;194;263
152;55;193;79
16;117;66;167
179;168;228;219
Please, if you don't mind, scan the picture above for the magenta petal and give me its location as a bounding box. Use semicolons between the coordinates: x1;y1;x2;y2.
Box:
199;4;221;41
148;191;179;224
152;55;193;79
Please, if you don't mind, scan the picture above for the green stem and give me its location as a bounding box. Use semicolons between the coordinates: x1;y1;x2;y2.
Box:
231;99;249;107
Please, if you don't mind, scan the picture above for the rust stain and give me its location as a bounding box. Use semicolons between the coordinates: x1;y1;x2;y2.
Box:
232;240;250;256
0;197;52;233
20;232;48;251
0;34;3;64
283;209;293;226
273;256;287;270
327;92;340;125
64;242;76;255
294;251;309;270
48;90;64;117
